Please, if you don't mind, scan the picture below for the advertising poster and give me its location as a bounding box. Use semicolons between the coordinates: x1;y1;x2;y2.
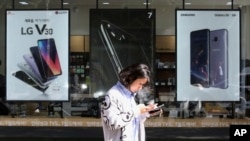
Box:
90;9;155;96
6;10;69;101
176;9;240;101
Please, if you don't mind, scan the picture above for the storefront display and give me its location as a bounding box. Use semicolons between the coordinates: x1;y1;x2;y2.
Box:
89;9;155;97
6;10;70;101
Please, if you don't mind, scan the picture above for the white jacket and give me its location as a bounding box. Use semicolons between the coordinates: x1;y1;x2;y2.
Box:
101;82;149;141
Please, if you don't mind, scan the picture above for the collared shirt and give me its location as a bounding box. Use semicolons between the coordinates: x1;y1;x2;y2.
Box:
101;81;147;141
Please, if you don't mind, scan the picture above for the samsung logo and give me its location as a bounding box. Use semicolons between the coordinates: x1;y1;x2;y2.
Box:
181;13;195;16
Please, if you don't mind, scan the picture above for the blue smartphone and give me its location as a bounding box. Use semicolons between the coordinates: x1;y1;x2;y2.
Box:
190;29;210;88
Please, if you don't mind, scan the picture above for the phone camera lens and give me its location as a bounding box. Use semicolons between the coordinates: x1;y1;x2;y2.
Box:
107;23;111;28
214;37;218;41
121;34;125;40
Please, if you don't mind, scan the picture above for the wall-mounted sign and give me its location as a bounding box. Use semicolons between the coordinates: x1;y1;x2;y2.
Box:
6;9;70;101
176;9;240;101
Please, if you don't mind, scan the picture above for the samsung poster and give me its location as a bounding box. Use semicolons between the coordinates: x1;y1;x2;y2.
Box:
6;10;69;101
90;9;155;96
176;9;240;101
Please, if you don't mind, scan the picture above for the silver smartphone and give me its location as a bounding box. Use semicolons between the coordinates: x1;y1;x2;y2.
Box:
23;54;54;85
210;29;228;89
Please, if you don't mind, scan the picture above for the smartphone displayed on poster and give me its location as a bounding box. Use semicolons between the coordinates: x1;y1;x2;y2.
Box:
23;53;54;85
17;62;49;89
30;46;52;81
37;38;62;79
190;29;210;88
210;29;228;89
12;70;48;92
99;20;150;76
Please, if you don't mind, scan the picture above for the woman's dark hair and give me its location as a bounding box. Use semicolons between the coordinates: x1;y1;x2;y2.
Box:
118;63;151;87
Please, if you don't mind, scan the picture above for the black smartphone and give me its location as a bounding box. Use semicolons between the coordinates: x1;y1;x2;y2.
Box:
12;70;48;92
149;104;164;114
210;29;228;89
30;46;52;81
190;29;210;88
98;20;150;77
17;62;50;88
37;38;62;79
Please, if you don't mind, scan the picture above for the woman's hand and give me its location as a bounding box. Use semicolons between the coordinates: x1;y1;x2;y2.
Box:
138;104;157;114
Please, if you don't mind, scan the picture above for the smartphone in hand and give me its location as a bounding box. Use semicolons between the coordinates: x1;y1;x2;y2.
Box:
149;104;164;115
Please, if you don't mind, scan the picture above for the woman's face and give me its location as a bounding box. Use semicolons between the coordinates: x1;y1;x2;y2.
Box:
129;78;148;93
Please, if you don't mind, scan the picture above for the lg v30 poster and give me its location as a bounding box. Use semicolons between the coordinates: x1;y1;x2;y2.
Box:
176;10;240;101
6;10;69;101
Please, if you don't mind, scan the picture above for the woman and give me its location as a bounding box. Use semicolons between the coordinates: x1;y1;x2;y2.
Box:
100;63;156;141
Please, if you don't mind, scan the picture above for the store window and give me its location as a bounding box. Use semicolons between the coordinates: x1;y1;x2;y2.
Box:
0;0;250;130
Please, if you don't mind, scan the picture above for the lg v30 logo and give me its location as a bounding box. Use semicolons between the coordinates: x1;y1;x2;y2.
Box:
21;24;53;35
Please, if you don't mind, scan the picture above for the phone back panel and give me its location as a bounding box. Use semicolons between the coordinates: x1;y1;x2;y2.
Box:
190;29;210;87
23;54;54;85
13;70;48;92
30;46;48;80
210;29;228;89
23;54;44;82
17;62;48;88
99;20;150;73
